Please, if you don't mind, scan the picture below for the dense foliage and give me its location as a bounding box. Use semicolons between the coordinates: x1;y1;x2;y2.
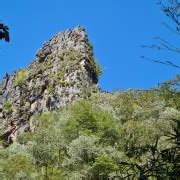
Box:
0;76;179;179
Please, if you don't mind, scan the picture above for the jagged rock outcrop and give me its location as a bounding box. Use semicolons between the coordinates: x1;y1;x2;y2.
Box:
0;26;100;145
0;74;9;125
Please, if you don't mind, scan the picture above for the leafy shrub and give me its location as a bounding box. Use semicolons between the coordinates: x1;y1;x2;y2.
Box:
3;154;35;179
14;69;28;86
95;62;102;78
91;155;119;178
3;101;12;114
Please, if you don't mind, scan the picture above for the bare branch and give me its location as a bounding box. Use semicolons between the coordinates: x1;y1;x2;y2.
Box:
162;21;180;34
158;0;180;31
141;36;180;54
141;56;180;68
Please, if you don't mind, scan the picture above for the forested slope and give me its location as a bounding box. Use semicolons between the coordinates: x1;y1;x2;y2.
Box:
0;26;179;179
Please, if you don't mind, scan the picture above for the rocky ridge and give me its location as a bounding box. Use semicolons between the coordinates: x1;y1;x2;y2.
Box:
0;26;100;145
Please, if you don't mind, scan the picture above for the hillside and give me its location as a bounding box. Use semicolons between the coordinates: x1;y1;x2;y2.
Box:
0;27;179;179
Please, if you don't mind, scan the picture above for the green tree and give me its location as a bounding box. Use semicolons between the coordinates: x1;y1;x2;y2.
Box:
3;154;35;179
91;155;119;179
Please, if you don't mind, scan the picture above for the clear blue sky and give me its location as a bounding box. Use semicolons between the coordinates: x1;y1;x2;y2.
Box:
0;0;179;91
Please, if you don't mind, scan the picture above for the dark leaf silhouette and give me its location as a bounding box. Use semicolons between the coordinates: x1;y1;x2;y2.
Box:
0;22;10;42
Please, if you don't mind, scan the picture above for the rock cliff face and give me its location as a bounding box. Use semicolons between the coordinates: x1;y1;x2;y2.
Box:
0;26;100;145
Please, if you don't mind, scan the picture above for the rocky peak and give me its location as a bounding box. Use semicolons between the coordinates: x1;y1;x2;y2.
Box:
0;26;101;145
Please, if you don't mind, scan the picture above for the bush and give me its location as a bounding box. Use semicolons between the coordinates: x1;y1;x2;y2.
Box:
14;69;28;86
91;155;119;178
3;154;35;179
3;101;12;114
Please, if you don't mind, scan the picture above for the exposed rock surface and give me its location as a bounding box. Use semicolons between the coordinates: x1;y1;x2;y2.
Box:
0;26;100;145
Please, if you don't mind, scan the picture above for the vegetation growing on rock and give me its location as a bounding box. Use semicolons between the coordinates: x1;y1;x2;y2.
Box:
14;69;28;86
0;26;179;179
3;101;12;115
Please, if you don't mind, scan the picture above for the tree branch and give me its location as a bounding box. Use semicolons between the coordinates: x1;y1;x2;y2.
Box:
141;56;180;68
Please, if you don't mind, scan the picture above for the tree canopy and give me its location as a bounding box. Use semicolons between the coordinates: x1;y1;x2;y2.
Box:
0;78;179;179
